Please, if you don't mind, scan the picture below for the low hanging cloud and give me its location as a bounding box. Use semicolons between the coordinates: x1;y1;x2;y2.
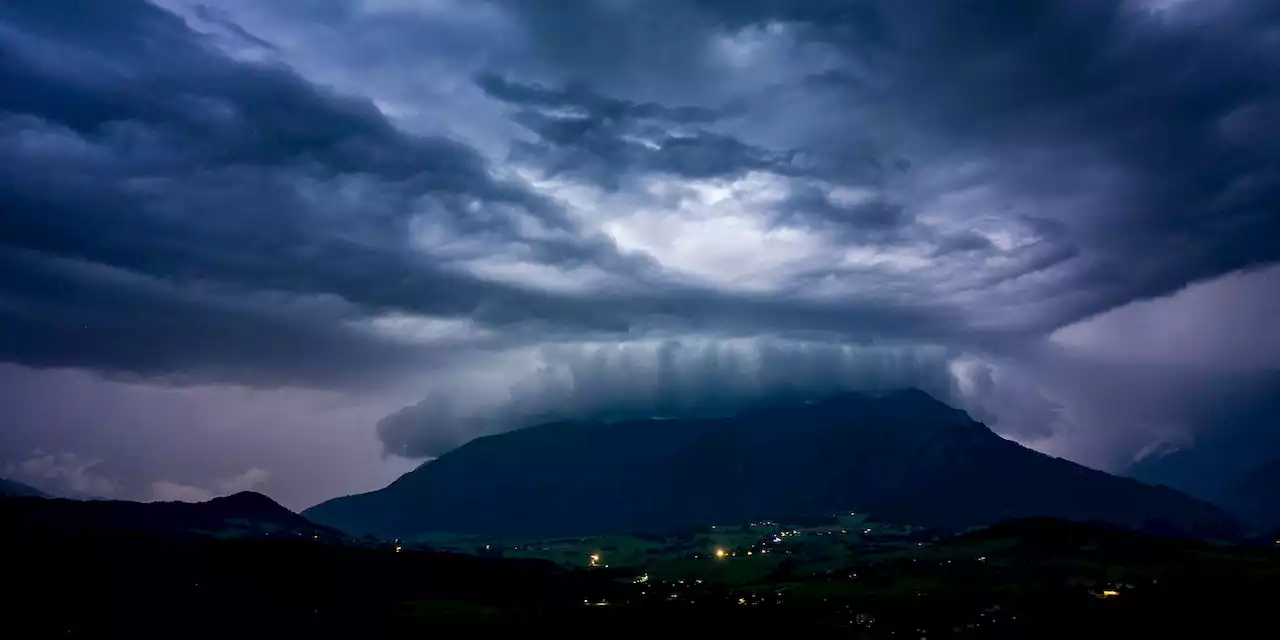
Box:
150;480;217;503
5;451;119;498
377;339;988;458
149;468;270;503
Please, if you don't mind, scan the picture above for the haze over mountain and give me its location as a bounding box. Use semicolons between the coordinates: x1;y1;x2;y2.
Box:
305;391;1237;539
1127;373;1280;502
1220;459;1280;531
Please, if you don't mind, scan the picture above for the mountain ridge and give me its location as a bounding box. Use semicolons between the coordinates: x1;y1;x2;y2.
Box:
1128;372;1280;501
3;490;344;539
1220;458;1280;531
0;477;50;498
306;391;1239;539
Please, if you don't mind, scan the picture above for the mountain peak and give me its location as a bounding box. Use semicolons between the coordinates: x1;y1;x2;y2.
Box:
880;387;940;403
877;387;974;417
203;491;300;520
210;491;280;507
306;392;1237;539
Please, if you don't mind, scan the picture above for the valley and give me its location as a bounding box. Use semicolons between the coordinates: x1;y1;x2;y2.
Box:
7;493;1277;637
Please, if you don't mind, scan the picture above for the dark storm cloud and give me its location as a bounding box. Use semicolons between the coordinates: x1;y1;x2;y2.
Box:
866;0;1280;328
479;72;902;196
496;0;1280;330
0;0;647;382
479;73;790;188
479;73;932;249
4;0;1280;488
0;0;999;387
367;0;1280;460
932;232;995;257
189;4;280;54
0;250;432;388
476;74;723;125
775;184;909;238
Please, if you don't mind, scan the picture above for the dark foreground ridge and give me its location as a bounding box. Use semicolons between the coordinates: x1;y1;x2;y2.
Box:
3;490;343;540
306;390;1238;539
5;498;1278;638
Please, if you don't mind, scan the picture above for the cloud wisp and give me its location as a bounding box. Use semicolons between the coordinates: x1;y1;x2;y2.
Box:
6;451;119;498
150;468;270;503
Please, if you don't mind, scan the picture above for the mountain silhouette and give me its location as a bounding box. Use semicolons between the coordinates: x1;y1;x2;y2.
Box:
0;477;49;498
1129;372;1280;501
1220;458;1280;531
3;491;343;539
305;390;1239;539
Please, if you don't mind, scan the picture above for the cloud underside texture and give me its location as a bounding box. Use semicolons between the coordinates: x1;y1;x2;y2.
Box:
1;0;1278;459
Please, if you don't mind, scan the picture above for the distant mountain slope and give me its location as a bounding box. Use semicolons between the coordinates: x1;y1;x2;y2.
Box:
1129;373;1280;501
1220;458;1280;531
2;491;345;539
0;478;49;498
306;390;1239;539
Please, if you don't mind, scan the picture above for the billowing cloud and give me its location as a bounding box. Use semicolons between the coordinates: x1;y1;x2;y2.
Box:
0;0;654;385
149;467;269;503
150;480;215;503
1;0;1278;502
6;451;119;498
1051;264;1280;372
378;339;965;458
216;467;270;494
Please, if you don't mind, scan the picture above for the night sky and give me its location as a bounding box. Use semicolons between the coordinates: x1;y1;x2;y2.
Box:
2;0;1278;510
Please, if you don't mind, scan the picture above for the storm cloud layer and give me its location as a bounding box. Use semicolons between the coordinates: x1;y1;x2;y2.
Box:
1;0;1277;508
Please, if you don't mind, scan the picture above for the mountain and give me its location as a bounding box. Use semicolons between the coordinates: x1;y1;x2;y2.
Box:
305;390;1239;539
1129;373;1280;501
0;477;49;498
1219;458;1280;531
2;491;344;539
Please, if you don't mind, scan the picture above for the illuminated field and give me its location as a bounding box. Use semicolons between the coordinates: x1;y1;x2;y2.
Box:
406;511;937;586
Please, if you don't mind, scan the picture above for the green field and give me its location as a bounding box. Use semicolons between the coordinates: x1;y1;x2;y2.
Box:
406;511;935;586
